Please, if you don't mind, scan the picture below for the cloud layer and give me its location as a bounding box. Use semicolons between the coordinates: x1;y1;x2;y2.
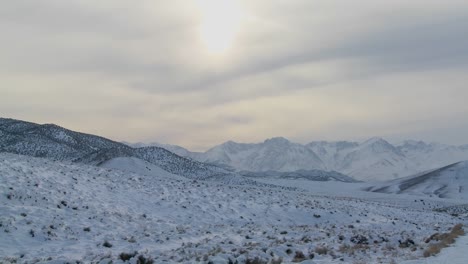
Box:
1;0;468;150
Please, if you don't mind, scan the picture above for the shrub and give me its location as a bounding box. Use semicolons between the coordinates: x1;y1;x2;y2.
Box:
315;246;328;255
292;251;306;262
271;257;283;264
102;240;113;248
137;255;154;264
119;252;137;261
423;224;464;257
245;257;267;264
350;235;368;245
398;238;415;248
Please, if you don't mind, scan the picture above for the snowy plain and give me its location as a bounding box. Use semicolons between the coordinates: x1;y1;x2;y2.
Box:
1;153;467;263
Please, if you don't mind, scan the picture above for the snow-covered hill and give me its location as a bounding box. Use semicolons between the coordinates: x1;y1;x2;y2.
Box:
240;169;358;183
0;118;240;182
0;118;125;161
365;161;468;200
1;153;465;263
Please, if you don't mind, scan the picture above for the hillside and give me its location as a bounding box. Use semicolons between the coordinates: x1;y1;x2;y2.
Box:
365;161;468;200
0;118;239;182
1;153;464;263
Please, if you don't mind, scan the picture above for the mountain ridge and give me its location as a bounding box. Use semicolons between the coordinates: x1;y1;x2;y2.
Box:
1;117;355;183
132;137;468;181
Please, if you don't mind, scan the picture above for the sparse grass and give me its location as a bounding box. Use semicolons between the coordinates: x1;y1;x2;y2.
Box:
423;224;464;258
339;243;369;256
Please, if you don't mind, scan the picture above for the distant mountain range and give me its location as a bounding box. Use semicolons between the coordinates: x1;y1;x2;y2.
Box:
0;118;354;184
365;161;468;200
128;137;468;181
3;117;468;182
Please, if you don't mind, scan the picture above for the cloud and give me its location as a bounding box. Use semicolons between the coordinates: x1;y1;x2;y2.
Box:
1;0;468;150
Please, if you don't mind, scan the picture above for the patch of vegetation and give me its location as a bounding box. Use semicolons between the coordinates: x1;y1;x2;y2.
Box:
137;255;154;264
245;257;267;264
102;240;113;248
292;251;306;262
119;251;137;261
424;223;464;258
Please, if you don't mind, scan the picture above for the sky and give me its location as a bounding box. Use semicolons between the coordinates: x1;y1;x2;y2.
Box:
1;0;468;151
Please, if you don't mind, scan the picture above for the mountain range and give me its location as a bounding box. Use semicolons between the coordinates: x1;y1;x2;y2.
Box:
3;117;468;182
130;137;468;181
0;117;350;184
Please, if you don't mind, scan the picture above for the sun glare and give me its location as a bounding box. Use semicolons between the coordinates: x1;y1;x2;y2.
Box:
197;0;245;54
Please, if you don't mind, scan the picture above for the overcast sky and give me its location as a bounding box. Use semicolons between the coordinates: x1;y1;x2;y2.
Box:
1;0;468;150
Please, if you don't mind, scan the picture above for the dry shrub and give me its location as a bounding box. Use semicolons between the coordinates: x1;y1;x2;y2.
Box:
271;257;283;264
423;223;464;258
338;243;369;256
315;246;329;255
245;257;267;264
292;251;306;262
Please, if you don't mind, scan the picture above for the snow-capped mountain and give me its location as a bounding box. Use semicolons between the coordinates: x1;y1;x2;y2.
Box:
365;161;468;200
4;117;468;182
397;140;468;171
146;137;468;181
197;137;326;171
335;137;416;181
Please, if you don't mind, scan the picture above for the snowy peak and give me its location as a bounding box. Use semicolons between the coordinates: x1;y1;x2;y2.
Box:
199;137;325;172
263;136;290;146
359;137;402;154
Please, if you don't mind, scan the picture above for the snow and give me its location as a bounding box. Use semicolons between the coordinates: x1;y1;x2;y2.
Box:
162;137;468;181
366;161;468;200
1;153;467;263
100;157;186;181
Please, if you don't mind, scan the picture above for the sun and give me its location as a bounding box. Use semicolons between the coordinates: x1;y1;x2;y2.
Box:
196;0;245;54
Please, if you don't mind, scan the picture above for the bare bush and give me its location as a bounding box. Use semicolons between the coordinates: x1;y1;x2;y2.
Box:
423;224;464;258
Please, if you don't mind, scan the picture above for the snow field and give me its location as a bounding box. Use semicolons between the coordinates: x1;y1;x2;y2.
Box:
1;153;466;263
